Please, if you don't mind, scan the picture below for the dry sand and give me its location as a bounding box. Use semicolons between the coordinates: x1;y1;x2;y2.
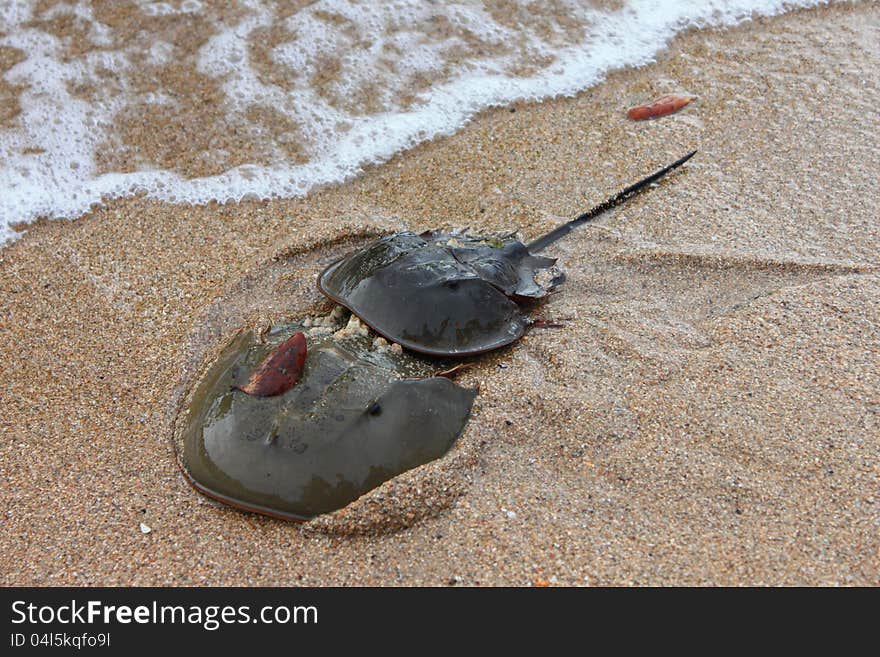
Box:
1;3;878;585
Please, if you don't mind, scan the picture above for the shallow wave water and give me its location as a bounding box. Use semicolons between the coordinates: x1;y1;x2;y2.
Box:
0;0;836;242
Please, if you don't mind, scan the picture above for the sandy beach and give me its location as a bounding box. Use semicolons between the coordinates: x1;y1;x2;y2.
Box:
1;2;878;585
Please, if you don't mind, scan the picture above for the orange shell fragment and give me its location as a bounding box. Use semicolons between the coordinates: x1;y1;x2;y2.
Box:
233;332;307;397
627;94;693;121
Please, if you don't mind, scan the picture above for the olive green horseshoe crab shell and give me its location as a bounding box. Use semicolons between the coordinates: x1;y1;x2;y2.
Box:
178;318;477;521
316;231;562;358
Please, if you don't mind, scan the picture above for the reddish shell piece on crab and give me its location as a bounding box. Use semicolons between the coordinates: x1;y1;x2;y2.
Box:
233;331;307;397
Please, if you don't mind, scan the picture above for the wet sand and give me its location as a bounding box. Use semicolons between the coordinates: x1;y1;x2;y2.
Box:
1;3;878;585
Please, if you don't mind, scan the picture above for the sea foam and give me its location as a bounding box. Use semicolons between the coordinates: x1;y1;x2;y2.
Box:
0;0;836;243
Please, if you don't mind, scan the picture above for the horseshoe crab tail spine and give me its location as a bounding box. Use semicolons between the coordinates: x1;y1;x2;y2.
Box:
526;150;697;253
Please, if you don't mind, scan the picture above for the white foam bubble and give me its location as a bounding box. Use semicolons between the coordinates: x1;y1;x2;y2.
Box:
0;0;838;244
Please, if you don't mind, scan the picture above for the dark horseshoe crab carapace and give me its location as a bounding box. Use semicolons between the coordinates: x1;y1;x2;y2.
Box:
318;151;696;357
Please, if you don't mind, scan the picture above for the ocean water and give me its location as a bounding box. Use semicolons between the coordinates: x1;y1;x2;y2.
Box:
0;0;837;243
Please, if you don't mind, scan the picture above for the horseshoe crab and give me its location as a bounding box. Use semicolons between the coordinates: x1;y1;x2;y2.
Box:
318;151;696;357
179;314;476;520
